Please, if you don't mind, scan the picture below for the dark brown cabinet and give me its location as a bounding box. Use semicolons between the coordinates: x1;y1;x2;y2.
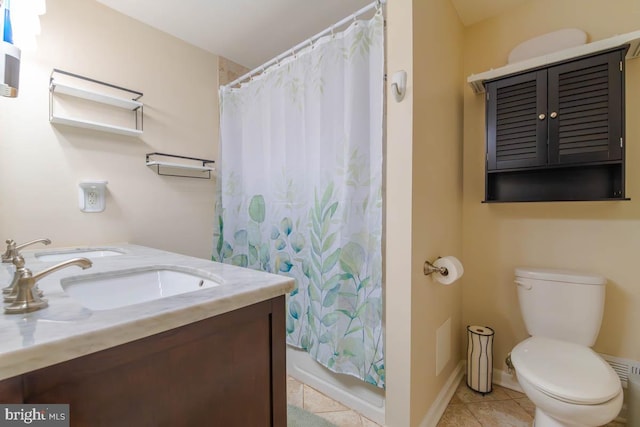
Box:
487;69;548;171
0;297;287;427
485;47;627;202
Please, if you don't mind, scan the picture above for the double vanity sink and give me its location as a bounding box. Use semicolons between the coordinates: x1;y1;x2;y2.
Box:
0;244;294;426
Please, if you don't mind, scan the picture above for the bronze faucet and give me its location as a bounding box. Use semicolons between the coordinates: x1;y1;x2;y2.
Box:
2;238;52;263
4;256;92;314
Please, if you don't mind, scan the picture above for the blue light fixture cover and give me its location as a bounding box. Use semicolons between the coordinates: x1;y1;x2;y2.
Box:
3;0;13;44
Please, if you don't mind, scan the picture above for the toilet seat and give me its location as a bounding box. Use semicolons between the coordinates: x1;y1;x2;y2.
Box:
511;336;620;405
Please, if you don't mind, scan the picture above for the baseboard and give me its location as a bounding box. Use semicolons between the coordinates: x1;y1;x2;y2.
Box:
419;360;465;427
456;362;523;393
418;362;516;427
492;367;523;393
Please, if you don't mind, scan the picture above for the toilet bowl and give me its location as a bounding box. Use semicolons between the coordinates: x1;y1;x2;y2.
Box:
511;267;623;427
511;337;622;427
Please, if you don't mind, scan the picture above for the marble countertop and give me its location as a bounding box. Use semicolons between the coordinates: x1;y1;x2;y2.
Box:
0;244;295;381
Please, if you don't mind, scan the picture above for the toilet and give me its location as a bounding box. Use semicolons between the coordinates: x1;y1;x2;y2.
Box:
510;267;623;427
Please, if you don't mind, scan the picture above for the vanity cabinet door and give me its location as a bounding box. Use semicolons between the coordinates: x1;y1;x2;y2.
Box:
547;50;624;165
486;69;548;171
18;297;286;427
0;376;22;403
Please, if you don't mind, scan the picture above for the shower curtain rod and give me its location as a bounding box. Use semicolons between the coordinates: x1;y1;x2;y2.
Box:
223;0;386;89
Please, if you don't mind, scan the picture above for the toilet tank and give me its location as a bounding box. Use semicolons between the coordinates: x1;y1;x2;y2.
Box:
515;267;606;347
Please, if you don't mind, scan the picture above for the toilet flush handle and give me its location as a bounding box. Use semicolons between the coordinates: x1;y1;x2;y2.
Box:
514;280;532;290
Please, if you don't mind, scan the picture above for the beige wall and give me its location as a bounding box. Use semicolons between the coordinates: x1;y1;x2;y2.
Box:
218;57;249;86
385;0;414;424
386;0;464;425
0;0;219;259
462;0;640;373
13;0;640;424
411;0;464;424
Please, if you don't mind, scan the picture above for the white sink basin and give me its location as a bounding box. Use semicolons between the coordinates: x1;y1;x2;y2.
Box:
36;248;124;262
61;267;222;310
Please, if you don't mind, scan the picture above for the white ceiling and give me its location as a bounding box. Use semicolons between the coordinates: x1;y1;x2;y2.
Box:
96;0;529;69
96;0;372;68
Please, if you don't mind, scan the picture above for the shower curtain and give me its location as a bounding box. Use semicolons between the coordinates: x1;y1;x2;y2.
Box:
214;12;384;388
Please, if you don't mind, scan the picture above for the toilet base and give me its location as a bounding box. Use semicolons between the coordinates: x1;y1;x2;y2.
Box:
534;408;574;427
517;372;622;427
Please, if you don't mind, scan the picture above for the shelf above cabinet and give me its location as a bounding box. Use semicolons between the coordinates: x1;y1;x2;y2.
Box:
484;163;625;203
49;69;143;136
483;198;630;203
468;30;640;93
146;153;216;179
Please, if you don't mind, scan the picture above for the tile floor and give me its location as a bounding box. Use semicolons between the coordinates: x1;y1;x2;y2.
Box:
438;381;536;427
287;376;382;427
438;380;625;427
288;375;626;427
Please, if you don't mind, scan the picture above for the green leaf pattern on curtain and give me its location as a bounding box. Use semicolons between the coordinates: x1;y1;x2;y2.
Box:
215;13;384;388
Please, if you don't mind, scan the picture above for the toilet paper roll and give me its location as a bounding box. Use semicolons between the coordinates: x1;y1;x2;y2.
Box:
433;256;464;285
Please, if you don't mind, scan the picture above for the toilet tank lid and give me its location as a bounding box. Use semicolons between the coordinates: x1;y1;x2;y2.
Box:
515;267;606;285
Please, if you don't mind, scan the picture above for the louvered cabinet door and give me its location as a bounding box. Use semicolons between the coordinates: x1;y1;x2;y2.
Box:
547;50;624;165
486;70;548;170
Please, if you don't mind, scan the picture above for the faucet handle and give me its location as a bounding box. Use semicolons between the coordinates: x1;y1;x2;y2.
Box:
3;255;41;303
1;240;17;263
12;254;26;270
5;256;91;314
4;255;43;314
2;238;51;263
15;238;52;251
2;254;24;295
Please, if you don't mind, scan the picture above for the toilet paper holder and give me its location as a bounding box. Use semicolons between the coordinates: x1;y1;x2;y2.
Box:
424;258;449;276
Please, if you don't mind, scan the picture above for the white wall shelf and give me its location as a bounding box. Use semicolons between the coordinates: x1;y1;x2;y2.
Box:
146;152;216;179
50;116;143;137
49;69;143;136
467;30;640;94
51;82;143;110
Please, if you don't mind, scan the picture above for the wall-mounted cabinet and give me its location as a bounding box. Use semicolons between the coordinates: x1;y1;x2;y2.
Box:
49;69;143;137
484;47;627;202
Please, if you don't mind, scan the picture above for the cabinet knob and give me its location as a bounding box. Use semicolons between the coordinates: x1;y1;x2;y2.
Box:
538;113;546;120
550;112;558;119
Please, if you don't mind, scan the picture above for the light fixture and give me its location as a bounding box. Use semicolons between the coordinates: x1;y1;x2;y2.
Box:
0;0;20;98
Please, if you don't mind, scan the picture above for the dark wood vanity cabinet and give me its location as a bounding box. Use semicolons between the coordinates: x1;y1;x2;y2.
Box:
485;47;627;202
0;297;287;427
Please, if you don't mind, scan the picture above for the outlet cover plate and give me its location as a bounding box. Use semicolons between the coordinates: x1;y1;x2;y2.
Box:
79;180;107;213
